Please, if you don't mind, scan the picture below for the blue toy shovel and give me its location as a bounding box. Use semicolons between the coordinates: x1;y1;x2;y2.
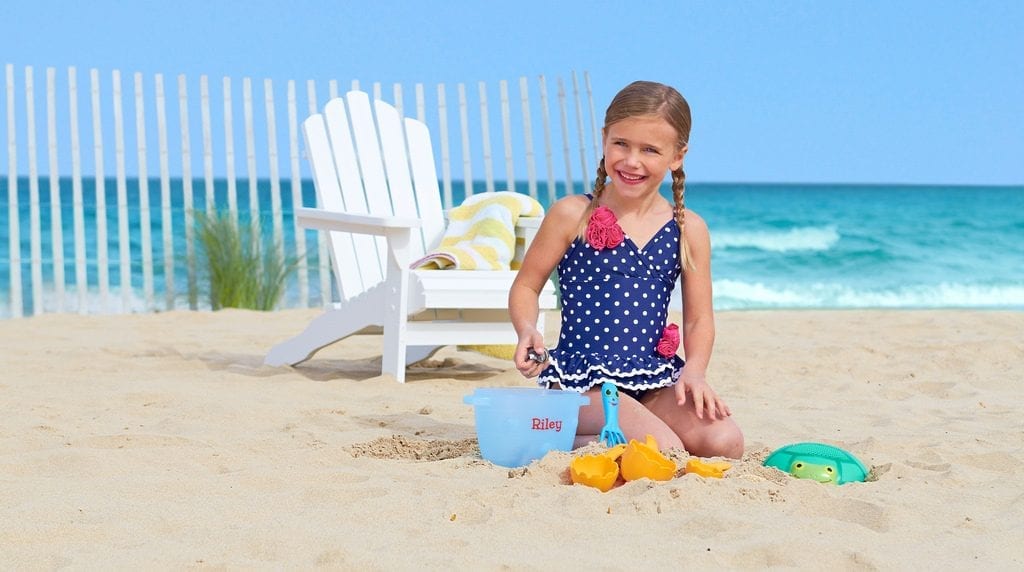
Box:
599;382;627;446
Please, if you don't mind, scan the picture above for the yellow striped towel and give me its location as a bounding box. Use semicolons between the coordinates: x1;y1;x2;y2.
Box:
411;191;543;270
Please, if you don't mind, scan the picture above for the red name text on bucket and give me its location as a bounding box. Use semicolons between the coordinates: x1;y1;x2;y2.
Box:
532;418;563;432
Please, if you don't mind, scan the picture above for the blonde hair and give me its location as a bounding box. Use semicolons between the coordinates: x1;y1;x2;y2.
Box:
578;81;695;270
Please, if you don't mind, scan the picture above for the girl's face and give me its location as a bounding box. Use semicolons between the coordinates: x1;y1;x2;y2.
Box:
602;115;687;197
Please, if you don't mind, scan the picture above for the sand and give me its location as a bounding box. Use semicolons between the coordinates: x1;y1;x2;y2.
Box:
1;308;1022;569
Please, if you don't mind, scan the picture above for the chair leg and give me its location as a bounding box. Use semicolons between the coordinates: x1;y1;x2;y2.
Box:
265;286;386;366
381;314;409;383
381;228;413;383
264;307;372;366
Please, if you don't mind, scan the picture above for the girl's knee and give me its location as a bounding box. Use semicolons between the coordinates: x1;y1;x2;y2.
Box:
685;421;744;459
716;424;745;458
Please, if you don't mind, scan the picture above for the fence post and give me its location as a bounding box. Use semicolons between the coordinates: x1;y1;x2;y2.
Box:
557;77;573;197
286;80;308;307
478;82;494;194
177;74;197;309
112;70;133;312
46;67;66;312
5;64;22;318
155;74;174;310
572;71;589;187
585;71;600;167
68;67;87;314
436;83;452;208
500;79;514;193
25;66;43;316
222;77;238;227
455;83;472;197
308;80;332;307
89;68;110;310
538;75;556;204
134;72;154;310
519;76;537;200
264;78;284;268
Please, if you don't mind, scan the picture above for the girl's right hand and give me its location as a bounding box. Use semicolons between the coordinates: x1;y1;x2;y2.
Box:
514;329;548;378
674;368;731;420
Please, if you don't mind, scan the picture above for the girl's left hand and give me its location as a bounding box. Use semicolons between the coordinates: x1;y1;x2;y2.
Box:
674;368;732;420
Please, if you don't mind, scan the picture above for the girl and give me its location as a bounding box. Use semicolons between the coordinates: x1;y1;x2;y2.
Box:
509;81;743;458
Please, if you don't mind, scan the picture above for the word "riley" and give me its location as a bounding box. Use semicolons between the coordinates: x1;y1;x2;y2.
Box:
531;417;563;432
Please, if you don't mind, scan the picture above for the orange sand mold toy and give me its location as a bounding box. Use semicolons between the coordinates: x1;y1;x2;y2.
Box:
620;435;676;482
685;458;732;478
569;444;626;492
570;435;678;491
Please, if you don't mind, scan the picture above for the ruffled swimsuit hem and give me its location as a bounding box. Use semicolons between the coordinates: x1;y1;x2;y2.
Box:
536;350;684;394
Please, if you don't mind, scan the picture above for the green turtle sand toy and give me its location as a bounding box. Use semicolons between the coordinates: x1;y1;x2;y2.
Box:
763;442;869;485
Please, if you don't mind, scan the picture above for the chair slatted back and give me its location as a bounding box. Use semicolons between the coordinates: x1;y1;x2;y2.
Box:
301;92;446;303
373;100;421;254
326;94;387;293
403;116;446;251
302;107;366;301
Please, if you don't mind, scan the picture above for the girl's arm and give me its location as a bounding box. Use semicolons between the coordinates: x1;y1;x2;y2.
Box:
675;210;731;419
509;196;585;377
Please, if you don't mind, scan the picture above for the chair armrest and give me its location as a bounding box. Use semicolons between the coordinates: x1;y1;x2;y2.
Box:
515;216;543;244
513;216;543;266
296;207;421;237
515;216;542;230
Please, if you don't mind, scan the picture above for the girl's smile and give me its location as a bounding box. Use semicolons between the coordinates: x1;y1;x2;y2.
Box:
617;170;646;185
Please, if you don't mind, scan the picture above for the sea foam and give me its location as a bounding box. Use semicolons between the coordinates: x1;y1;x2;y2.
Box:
712;225;840;253
711;280;1024;310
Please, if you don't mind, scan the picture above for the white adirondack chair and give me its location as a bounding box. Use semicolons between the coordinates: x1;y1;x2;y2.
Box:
265;91;557;382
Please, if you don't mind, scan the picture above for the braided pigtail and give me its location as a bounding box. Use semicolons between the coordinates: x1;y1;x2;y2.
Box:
576;158;608;239
672;167;695;271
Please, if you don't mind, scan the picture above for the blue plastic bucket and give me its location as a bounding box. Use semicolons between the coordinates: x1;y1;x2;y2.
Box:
463;388;590;467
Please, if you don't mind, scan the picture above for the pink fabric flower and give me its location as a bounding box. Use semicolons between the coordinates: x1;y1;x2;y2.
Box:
655;324;680;358
587;206;625;250
585;222;609;250
590;206;618;227
604;224;624;248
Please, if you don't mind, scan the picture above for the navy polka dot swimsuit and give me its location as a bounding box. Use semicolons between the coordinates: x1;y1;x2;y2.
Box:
538;197;685;397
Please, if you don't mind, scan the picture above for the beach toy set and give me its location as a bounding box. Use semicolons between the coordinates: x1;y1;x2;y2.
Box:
462;381;740;490
462;385;869;486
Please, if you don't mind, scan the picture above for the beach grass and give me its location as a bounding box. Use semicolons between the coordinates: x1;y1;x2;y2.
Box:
195;211;300;311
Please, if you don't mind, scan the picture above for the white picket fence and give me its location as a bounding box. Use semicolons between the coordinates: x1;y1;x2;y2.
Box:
1;64;601;318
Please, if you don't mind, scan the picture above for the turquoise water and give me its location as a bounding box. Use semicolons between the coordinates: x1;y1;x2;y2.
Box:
1;177;1022;316
688;184;1023;309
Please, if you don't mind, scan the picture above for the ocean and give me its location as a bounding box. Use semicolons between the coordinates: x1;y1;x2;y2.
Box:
689;183;1023;310
1;177;1022;317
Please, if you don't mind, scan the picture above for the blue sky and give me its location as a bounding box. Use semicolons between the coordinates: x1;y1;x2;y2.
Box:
2;0;1021;185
